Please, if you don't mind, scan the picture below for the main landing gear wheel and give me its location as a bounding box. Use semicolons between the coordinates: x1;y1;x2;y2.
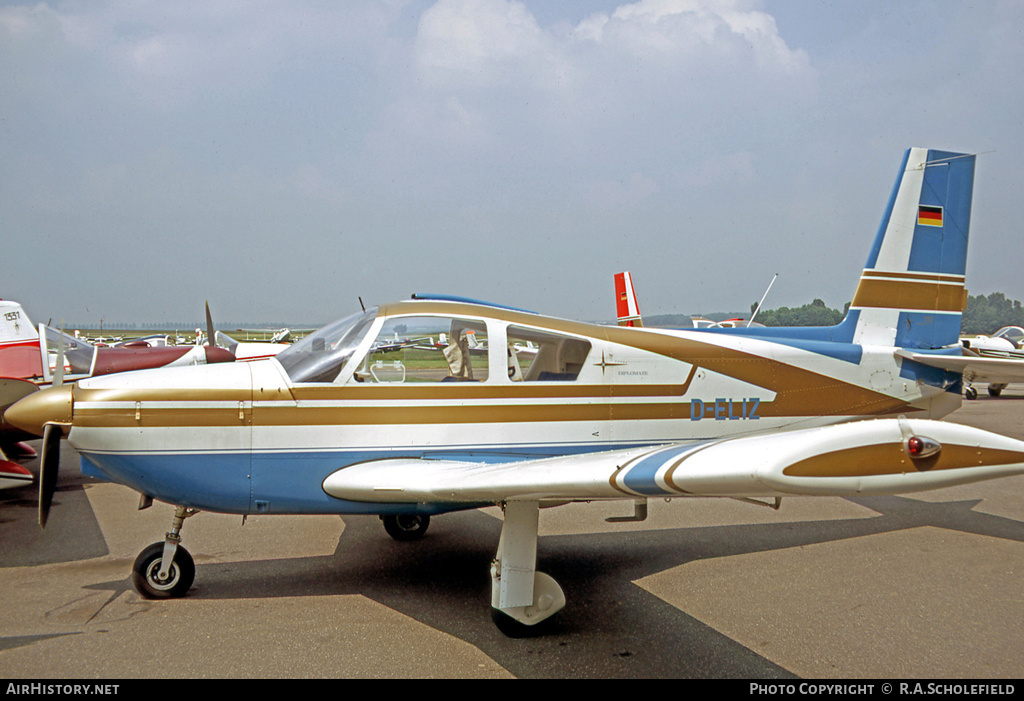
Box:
489;501;566;637
965;386;978;400
491;607;550;638
132;542;196;599
382;513;430;541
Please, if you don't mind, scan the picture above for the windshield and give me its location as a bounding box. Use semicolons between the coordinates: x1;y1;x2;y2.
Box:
276;308;377;383
994;327;1024;343
214;331;239;355
40;325;96;376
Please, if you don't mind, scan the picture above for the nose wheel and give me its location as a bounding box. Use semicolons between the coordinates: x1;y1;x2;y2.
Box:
131;505;198;599
132;541;195;598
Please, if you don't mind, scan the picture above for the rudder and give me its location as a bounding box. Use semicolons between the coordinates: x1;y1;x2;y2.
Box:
615;272;643;327
850;148;975;349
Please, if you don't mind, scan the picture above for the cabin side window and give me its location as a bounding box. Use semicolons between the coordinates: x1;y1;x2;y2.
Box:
352;316;489;383
505;326;591;382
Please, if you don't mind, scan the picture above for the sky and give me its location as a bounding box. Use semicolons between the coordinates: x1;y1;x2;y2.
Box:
2;0;1023;326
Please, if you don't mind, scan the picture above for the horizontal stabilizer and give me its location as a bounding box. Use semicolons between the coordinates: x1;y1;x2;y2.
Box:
322;418;1024;504
897;349;1024;384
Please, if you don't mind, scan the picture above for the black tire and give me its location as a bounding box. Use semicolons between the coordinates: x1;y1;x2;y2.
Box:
988;385;1004;397
382;514;430;541
965;386;978;400
132;542;196;599
490;608;547;638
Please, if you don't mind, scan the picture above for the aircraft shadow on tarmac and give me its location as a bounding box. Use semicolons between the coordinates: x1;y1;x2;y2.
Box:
0;468;108;568
34;489;1022;679
3;440;1022;678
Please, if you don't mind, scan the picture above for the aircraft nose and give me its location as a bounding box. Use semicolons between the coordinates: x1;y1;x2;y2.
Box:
4;384;73;437
205;346;235;364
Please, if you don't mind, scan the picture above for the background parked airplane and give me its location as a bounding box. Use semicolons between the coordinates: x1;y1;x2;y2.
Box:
614;274;766;330
906;324;1024;399
614;271;643;327
0;300;238;482
947;325;1024;398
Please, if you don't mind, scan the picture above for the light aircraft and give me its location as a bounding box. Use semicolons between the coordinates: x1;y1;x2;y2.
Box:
0;302;52;486
210;330;290;361
614;272;643;327
11;148;1024;637
0;301;236;390
0;300;43;379
688;316;766;329
616;271;770;330
234;327;295;344
929;326;1024;399
0;301;236;482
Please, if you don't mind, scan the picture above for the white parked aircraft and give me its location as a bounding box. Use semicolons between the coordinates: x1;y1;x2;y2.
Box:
936;326;1024;398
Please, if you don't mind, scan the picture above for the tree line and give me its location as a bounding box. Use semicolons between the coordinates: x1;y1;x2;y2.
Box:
753;292;1024;335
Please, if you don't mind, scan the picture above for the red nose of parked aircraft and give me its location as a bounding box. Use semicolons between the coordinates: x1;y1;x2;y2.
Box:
90;345;235;376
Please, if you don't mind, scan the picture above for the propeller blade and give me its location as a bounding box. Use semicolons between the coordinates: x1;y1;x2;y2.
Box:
206;302;216;349
53;322;65;387
38;423;61;529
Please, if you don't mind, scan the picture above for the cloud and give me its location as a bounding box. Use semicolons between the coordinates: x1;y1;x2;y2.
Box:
415;0;812;85
415;0;555;83
576;0;808;71
2;1;1019;323
412;0;814;102
391;0;815;204
1;1;412;109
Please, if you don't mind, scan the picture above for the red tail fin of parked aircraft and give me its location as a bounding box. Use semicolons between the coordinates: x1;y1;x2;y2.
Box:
614;272;643;327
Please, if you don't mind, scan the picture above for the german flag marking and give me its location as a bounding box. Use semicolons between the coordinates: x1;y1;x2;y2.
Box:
918;205;943;227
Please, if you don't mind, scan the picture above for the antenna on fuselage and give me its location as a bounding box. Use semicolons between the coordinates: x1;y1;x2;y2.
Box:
359;297;365;312
748;274;778;327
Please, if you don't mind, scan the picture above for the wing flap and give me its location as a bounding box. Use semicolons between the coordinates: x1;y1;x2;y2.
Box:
321;418;1024;504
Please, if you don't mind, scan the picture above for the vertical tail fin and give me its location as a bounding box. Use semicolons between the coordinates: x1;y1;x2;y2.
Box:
615;272;643;327
0;301;37;345
849;148;976;349
0;300;43;380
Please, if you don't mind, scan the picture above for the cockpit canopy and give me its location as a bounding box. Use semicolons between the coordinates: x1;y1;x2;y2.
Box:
274;303;595;385
992;326;1024;348
38;324;96;380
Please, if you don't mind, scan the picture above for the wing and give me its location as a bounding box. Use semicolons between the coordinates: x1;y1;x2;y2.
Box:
323;418;1024;504
898;349;1024;384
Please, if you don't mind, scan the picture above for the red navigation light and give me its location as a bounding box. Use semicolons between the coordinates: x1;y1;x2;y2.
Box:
907;436;925;457
904;435;940;460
